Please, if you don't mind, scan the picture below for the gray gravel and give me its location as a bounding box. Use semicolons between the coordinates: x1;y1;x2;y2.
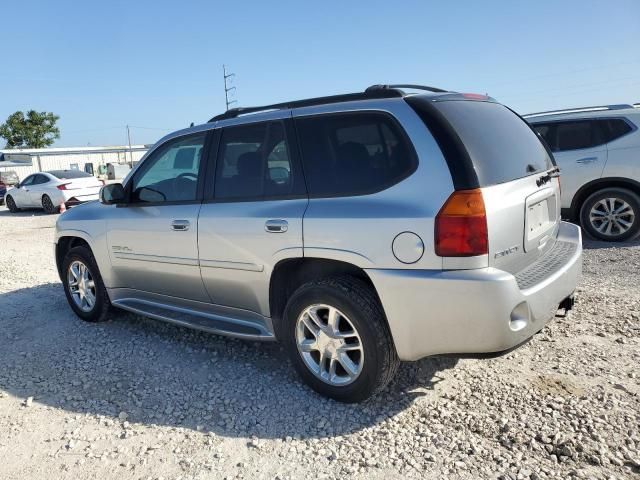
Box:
0;206;638;480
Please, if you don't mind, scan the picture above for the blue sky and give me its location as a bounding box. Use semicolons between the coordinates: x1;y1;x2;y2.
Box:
1;0;638;147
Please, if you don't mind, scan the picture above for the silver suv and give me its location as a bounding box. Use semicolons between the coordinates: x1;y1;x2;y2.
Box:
526;104;640;241
55;85;582;402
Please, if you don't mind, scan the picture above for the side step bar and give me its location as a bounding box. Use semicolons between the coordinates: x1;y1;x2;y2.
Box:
112;298;275;341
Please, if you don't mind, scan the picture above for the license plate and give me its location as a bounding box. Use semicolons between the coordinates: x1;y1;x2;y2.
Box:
528;199;550;237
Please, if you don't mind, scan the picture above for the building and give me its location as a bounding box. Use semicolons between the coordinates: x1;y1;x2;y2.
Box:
0;144;149;181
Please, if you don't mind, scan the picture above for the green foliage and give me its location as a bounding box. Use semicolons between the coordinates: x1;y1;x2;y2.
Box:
0;110;61;148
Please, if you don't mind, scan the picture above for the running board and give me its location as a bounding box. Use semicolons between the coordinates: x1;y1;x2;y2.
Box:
112;297;275;341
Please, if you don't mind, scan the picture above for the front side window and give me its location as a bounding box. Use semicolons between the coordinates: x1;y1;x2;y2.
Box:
214;121;298;200
21;175;36;186
131;133;205;203
295;112;416;196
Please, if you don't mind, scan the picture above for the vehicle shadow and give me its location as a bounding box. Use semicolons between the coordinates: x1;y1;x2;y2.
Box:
0;283;458;440
0;208;51;217
582;236;640;250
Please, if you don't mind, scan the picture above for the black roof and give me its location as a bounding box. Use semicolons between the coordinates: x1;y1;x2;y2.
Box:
208;84;449;122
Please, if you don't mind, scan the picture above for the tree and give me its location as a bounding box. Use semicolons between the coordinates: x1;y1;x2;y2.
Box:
0;110;60;148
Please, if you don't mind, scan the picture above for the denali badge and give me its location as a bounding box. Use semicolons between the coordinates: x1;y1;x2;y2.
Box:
495;245;519;258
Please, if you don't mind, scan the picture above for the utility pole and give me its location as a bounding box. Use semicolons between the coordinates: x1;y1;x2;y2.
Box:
223;64;237;111
126;125;133;167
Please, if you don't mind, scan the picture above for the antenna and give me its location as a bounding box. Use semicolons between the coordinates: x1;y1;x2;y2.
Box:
223;65;237;111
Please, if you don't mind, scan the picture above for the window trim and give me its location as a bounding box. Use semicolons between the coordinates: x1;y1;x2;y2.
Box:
204;118;307;204
531;117;637;152
293;109;419;199
120;130;215;208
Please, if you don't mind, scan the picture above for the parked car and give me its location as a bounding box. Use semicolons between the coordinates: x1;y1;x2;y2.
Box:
5;170;103;214
55;85;582;402
525;104;640;241
0;170;20;186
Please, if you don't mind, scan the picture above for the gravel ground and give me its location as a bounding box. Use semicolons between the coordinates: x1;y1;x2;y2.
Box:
0;206;638;480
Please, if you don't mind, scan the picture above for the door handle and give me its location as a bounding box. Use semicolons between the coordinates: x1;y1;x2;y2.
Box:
576;156;597;164
265;219;288;233
171;220;190;231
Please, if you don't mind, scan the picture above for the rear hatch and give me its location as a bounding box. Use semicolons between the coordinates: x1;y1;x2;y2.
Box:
406;95;560;273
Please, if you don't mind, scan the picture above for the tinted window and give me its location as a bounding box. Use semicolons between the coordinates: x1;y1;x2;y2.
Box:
555;121;601;151
49;170;92;179
131;133;205;203
430;101;553;186
21;175;36;186
215;121;299;200
604;119;633;142
32;174;49;185
295;112;416;196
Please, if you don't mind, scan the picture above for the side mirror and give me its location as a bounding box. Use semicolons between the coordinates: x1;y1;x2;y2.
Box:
100;183;126;205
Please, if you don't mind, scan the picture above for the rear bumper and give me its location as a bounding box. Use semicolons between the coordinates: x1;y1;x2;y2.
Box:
367;221;582;361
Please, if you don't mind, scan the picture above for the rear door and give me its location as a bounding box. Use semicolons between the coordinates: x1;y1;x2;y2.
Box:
532;120;607;209
197;117;307;316
409;98;560;273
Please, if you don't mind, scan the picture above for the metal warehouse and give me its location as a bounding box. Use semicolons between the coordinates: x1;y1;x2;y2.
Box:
0;145;149;182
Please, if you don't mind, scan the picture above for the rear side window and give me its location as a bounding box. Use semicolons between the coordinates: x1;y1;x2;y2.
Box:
295;112;417;197
427;100;554;186
214;121;302;200
604;119;633;143
532;119;633;152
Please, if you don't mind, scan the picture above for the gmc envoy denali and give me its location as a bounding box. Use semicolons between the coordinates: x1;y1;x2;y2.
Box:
55;84;582;402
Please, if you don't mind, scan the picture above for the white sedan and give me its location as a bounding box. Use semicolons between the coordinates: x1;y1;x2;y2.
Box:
5;170;104;214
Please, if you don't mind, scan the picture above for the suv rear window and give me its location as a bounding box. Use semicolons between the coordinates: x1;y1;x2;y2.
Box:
295;112;417;197
49;170;93;179
407;97;554;188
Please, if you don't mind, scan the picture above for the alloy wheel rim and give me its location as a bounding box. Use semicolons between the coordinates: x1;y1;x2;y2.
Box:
589;197;635;236
295;304;364;386
67;260;96;312
43;196;53;211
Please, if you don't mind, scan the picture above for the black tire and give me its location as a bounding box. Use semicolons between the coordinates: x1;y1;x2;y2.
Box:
42;194;58;214
6;195;19;213
282;276;399;403
61;246;111;322
579;187;640;241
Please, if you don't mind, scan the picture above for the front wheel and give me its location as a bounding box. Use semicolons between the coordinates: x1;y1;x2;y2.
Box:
6;195;20;212
580;188;640;241
282;276;399;403
62;246;111;322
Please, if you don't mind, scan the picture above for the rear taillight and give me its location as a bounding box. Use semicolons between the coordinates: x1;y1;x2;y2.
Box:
435;189;488;257
57;183;69;190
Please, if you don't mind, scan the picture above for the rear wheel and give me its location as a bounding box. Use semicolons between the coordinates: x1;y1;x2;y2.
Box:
42;194;57;214
62;246;111;322
282;276;399;402
580;188;640;241
6;195;19;213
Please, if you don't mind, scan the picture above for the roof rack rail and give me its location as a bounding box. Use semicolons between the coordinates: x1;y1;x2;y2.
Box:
365;84;449;94
523;104;635;118
209;89;405;122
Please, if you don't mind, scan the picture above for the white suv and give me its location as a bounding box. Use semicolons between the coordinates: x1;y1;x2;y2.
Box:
526;104;640;241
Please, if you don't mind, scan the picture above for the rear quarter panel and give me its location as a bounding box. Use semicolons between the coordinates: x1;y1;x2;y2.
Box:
297;99;455;270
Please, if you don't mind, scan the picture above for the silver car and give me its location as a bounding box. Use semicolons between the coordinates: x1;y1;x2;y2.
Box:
55;85;582;402
525;104;640;241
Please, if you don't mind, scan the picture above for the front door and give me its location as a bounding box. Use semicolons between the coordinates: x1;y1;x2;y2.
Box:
198;118;307;316
13;174;36;207
105;131;211;302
